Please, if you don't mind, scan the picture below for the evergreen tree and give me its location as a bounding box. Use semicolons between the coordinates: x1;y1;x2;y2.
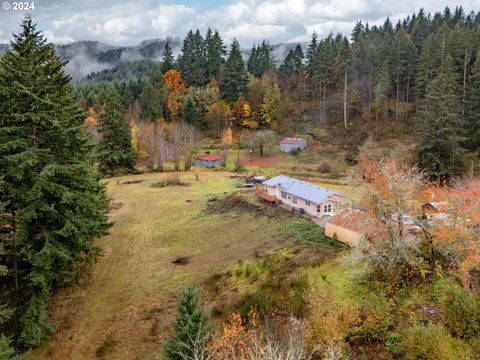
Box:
178;30;208;86
140;81;164;121
415;55;465;180
465;51;480;151
182;98;200;128
247;40;275;77
293;44;304;72
163;286;210;360
279;49;296;76
219;39;247;102
205;28;225;79
0;16;110;347
161;42;175;74
97;89;135;175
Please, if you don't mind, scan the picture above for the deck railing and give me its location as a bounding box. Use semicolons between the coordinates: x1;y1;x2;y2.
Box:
256;187;279;203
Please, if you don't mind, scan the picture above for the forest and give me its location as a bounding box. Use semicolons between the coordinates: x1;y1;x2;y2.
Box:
0;5;480;359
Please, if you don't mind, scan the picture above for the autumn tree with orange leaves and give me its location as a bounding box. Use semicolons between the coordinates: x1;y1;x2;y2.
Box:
163;69;186;122
349;153;480;291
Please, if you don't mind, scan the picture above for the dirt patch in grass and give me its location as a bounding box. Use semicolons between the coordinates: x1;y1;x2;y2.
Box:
204;193;278;217
172;256;190;265
121;179;144;185
109;201;124;211
95;335;120;358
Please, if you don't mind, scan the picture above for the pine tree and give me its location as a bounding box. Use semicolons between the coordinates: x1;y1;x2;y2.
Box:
97;88;135;175
416;55;465;180
182;98;200;128
178;30;208;86
219;39;247;102
163;286;210;360
140;81;164;121
161;42;175;74
0;16;110;347
205;28;225;79
465;51;480;151
247;40;275;77
293;44;304;72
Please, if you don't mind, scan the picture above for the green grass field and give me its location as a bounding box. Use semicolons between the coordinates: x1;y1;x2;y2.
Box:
33;171;347;360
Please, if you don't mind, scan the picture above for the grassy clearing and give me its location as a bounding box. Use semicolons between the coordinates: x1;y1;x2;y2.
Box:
34;171;341;360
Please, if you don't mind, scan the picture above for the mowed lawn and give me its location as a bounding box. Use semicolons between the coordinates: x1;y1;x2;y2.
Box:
33;171;295;360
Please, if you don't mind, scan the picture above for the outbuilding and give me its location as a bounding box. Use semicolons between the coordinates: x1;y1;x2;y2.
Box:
194;154;224;167
280;137;307;153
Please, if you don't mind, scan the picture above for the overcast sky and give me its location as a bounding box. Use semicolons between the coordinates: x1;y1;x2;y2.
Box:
0;0;478;46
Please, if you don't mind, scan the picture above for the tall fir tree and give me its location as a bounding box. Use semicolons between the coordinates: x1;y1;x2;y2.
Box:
161;42;175;74
205;28;226;79
0;16;110;347
219;39;247;102
247;40;275;77
415;55;465;180
465;51;480;151
163;286;210;360
178;30;208;87
97;88;135;176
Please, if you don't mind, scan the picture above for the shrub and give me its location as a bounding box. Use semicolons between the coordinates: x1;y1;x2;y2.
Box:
344;151;358;165
354;292;393;342
290;274;310;316
318;162;331;174
433;278;480;339
399;324;473;360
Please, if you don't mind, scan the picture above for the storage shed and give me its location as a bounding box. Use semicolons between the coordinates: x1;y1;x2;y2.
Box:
194;154;224;167
280;137;307;152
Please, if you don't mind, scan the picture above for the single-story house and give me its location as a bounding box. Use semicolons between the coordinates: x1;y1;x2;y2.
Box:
195;154;224;167
325;208;367;246
258;175;350;222
280;137;307;153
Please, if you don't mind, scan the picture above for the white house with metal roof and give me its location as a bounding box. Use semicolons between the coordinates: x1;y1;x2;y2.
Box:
259;175;350;222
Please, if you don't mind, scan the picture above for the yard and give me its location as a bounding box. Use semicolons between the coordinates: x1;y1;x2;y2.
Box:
32;171;345;359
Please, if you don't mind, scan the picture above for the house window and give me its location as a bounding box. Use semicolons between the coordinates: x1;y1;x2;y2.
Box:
281;191;287;199
323;204;332;213
305;200;311;206
292;197;297;204
317;204;321;213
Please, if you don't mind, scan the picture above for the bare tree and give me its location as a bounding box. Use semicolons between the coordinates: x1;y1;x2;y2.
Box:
171;121;198;171
138;121;167;171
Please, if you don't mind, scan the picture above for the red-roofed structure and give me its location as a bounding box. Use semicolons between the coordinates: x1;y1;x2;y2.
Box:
195;154;224;167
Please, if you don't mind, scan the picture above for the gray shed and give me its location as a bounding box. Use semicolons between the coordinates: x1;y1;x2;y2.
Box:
280;137;307;153
194;154;224;167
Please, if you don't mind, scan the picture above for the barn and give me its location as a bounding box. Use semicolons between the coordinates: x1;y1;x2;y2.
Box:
280;137;307;153
194;154;224;167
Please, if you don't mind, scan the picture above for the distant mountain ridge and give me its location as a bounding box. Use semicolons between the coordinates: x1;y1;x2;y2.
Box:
0;39;304;82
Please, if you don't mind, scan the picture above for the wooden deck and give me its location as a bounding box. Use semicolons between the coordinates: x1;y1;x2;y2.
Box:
256;188;280;204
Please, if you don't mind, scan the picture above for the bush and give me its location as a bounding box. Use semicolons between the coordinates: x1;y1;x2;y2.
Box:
433;278;480;339
399;324;473;360
344;151;358;165
290;274;310;316
355;292;393;342
317;162;331;174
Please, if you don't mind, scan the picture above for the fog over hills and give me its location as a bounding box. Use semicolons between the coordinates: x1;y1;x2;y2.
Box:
0;39;303;82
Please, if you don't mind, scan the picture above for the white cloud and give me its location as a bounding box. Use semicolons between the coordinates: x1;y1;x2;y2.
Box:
43;31;74;44
0;0;478;47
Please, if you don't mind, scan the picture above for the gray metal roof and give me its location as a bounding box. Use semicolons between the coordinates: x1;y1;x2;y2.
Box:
263;175;343;204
